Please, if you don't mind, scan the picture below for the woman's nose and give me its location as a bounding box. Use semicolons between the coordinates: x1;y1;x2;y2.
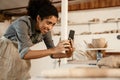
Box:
48;25;53;30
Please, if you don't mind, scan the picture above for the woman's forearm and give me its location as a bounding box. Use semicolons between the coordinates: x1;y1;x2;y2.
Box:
23;48;56;60
51;52;73;59
51;53;67;59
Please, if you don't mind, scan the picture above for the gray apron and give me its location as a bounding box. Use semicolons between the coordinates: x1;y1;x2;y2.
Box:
0;36;31;80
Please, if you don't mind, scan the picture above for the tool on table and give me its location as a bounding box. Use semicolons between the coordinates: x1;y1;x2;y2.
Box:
58;58;61;67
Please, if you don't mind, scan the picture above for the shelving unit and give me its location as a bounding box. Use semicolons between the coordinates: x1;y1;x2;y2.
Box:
103;20;120;30
54;18;120;36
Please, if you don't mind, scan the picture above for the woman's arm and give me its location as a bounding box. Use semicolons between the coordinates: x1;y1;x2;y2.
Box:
24;48;56;60
43;31;74;59
23;39;72;60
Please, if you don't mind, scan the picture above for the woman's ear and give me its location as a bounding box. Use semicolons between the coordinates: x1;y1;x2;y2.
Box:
36;15;41;22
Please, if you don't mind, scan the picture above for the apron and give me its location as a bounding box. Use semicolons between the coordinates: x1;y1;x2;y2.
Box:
0;36;31;80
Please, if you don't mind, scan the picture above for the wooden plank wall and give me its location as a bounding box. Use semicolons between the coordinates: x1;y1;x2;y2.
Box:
57;0;120;12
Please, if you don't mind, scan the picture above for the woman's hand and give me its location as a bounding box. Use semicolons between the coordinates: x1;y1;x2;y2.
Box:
53;40;71;54
51;39;75;58
65;39;75;58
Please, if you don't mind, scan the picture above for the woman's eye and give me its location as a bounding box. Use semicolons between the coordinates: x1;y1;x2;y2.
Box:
47;21;52;25
46;21;56;26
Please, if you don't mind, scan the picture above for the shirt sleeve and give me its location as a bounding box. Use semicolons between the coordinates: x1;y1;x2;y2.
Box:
43;31;55;49
14;20;33;59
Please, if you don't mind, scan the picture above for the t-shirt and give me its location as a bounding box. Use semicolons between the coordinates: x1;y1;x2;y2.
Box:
4;16;55;59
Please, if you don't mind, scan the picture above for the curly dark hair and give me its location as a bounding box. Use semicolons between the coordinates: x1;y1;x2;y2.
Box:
27;0;58;20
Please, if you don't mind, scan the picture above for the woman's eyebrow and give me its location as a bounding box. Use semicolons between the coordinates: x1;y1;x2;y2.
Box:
47;21;56;25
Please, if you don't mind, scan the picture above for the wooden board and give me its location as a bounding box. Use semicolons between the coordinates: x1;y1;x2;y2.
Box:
40;67;120;78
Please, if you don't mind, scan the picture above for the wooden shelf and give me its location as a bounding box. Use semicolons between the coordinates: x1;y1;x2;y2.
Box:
55;22;99;26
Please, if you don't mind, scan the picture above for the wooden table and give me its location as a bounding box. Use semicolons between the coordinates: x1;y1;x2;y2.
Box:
38;67;120;80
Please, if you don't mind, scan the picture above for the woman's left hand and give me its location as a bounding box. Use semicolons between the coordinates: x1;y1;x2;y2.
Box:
65;39;75;58
51;39;75;59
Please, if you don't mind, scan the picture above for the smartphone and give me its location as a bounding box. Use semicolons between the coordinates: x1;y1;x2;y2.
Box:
62;30;75;54
68;30;75;40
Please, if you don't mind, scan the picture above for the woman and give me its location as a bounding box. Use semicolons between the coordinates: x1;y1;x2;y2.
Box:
0;0;74;80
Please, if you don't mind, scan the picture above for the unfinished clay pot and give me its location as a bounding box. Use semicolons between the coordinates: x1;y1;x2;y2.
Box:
92;38;106;48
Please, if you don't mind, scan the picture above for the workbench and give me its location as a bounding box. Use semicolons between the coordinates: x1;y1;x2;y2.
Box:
30;60;120;80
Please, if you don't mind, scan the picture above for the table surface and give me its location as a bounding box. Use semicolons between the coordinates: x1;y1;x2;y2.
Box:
29;60;120;80
30;77;120;80
40;67;120;78
67;60;97;64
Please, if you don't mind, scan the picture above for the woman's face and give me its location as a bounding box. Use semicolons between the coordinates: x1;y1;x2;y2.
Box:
36;15;58;34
